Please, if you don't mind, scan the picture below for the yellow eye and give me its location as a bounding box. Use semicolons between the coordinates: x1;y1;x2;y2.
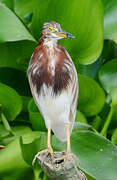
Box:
48;27;58;32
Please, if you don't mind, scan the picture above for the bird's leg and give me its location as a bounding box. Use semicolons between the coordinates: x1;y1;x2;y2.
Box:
55;123;75;162
32;128;53;165
47;128;54;156
66;123;72;155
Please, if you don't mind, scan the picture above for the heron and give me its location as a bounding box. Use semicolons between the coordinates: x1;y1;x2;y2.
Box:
27;21;78;163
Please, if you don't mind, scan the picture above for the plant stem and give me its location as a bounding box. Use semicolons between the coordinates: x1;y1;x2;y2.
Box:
33;169;41;180
1;113;14;136
43;173;47;180
101;105;114;137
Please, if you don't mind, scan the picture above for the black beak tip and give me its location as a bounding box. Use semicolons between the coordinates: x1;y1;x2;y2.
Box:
67;33;75;39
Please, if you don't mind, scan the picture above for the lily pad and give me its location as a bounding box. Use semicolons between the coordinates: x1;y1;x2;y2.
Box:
20;132;47;169
102;0;117;43
0;83;22;120
0;41;36;72
0;131;40;180
99;58;117;105
78;74;105;116
76;111;87;124
0;67;31;96
1;125;32;145
52;130;117;180
0;3;35;43
28;99;46;131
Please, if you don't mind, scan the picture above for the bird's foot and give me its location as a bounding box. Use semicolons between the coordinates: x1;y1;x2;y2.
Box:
55;152;78;163
32;147;54;166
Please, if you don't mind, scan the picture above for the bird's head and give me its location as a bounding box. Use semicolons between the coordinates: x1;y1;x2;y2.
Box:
41;21;75;40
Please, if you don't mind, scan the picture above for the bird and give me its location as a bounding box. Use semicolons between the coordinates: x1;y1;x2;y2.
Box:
27;21;78;164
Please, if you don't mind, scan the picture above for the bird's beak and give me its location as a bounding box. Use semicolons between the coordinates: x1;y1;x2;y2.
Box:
56;29;75;39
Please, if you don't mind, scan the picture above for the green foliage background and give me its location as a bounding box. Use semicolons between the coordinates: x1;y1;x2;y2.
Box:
0;0;117;180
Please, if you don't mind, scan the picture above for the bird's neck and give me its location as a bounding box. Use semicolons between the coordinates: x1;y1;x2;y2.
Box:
43;37;57;48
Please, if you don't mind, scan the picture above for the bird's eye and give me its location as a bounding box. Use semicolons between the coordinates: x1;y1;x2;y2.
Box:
48;27;58;32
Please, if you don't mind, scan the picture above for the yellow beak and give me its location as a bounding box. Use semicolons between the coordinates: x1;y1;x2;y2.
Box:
57;30;75;39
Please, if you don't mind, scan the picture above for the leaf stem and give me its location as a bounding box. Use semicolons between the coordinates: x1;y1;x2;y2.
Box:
33;169;41;180
1;113;14;136
101;105;114;137
43;173;47;180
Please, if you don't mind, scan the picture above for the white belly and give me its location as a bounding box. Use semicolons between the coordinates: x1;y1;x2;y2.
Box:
33;84;74;141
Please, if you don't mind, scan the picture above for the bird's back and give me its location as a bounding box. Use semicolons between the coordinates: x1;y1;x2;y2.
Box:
27;38;78;141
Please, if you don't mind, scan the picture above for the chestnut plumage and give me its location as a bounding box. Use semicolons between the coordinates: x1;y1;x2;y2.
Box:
27;21;78;142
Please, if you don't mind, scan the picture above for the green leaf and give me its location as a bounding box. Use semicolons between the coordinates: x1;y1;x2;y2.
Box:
0;131;40;180
20;132;47;169
28;99;46;131
0;3;35;43
21;96;31;112
0;0;14;10
1;113;14;135
0;83;22;121
1;125;32;145
0;41;36;72
110;105;117;129
0;68;31;96
76;111;87;124
92;115;102;131
52;130;117;180
102;0;117;43
73;122;92;132
16;0;103;64
101;40;117;63
14;0;34;25
77;58;101;79
0;124;9;138
111;129;117;145
99;58;117;105
78;74;105;116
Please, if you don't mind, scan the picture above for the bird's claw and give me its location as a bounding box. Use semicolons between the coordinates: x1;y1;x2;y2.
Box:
55;152;79;163
32;148;54;166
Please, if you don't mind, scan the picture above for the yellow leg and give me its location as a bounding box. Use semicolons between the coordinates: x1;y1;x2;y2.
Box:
66;123;71;155
47;128;53;155
55;123;74;161
32;128;53;165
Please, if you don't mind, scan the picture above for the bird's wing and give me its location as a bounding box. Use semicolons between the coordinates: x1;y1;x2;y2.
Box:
64;49;79;124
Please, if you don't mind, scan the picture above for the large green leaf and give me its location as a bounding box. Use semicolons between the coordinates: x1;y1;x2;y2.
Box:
0;3;35;43
101;40;117;63
102;0;117;43
0;0;14;10
20;132;47;168
15;0;103;64
28;99;46;131
0;67;31;96
52;130;117;180
77;58;101;79
111;129;117;145
1;125;32;145
76;111;88;124
78;74;105;116
14;0;34;25
0;131;40;180
0;41;36;72
0;83;22;120
99;58;117;105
